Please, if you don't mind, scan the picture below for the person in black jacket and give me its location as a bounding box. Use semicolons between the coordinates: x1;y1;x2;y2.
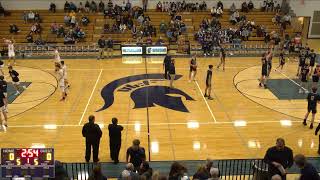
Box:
126;139;146;171
168;59;176;88
163;55;171;79
82;115;102;163
108;117;123;164
264;138;293;180
294;154;320;180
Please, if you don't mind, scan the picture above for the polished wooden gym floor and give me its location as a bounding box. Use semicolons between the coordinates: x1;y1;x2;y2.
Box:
0;41;320;163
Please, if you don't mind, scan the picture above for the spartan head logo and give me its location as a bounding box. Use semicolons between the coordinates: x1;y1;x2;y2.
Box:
97;74;195;112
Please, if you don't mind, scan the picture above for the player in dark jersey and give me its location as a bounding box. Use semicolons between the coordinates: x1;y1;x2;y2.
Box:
297;50;307;76
204;65;213;100
0;88;7;130
0;75;8;112
189;55;197;82
276;51;285;70
266;50;273;77
299;63;310;94
8;66;26;95
259;53;268;89
168;59;176;88
303;87;320;129
217;47;226;71
312;65;320;87
309;49;317;72
163;55;171;79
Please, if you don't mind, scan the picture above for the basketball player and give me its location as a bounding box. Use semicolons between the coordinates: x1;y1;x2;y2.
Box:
61;61;70;88
217;47;226;71
276;51;285;70
168;59;176;88
56;63;67;101
0;75;8;113
8;66;26;95
297;50;307;76
303;87;320;129
259;53;268;89
312;65;320;87
266;50;273;77
299;63;310;94
189;55;197;82
54;47;61;71
163;55;171;79
309;49;317;72
4;38;16;65
204;65;213;100
0;87;8;129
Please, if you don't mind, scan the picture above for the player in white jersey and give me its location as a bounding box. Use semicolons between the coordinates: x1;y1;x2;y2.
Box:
61;61;70;88
4;38;16;65
55;63;67;101
54;47;61;71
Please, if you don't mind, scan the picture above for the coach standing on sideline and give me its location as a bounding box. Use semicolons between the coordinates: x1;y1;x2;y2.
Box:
264;138;293;180
97;35;105;60
108;117;123;164
82;115;102;163
163;55;171;79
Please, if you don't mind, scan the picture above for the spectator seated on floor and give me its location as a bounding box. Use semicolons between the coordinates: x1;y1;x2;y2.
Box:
90;1;98;12
51;22;59;33
28;11;35;21
9;24;20;34
229;3;236;14
99;0;105;12
64;14;71;26
241;1;249;13
159;21;168;33
26;32;33;43
81;15;90;26
57;25;65;37
64;1;71;12
49;2;56;13
248;0;254;10
156;1;162;11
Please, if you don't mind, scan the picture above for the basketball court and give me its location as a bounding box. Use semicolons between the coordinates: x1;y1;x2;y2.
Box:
0;49;319;163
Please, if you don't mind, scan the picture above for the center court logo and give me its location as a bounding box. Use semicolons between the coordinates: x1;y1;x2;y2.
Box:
97;74;195;112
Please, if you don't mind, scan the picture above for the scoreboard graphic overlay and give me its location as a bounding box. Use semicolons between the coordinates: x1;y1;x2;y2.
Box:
1;148;55;178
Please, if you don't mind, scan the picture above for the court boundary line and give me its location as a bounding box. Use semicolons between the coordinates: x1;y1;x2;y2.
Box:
78;69;103;125
194;80;217;123
5;120;302;128
275;68;307;91
40;67;247;71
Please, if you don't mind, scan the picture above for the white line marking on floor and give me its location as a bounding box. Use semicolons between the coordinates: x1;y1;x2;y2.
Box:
78;69;103;125
194;80;217;123
275;69;307;91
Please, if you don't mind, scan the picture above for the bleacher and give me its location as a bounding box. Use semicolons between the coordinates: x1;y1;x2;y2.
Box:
0;8;299;52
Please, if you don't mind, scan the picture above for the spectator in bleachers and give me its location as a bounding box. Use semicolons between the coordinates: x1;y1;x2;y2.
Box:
131;24;137;38
76;28;85;41
28;11;35;22
160;21;168;33
294;154;320;180
264;138;293;180
126;139;146;171
217;0;223;10
139;161;153;180
98;0;105;12
34;12;41;23
261;0;267;11
31;23;41;34
82;115;102;163
241;28;250;41
34;36;46;45
126;0;132;11
70;2;77;12
107;0;113;10
64;14;71;26
22;11;28;24
85;1;91;12
120;23;127;33
282;14;291;25
142;0;148;11
209;167;221;180
64;1;71;12
103;23;110;33
274;3;281;13
88;165;107;180
199;1;207;11
90;1;98;12
0;3;5;17
169;162;189;180
26;32;33;43
146;36;152;44
193;165;210;180
81;15;90;26
78;2;84;13
248;0;254;10
50;21;59;33
229;12;238;25
156;36;165;45
156;1;162;11
70;13;77;27
9;24;20;34
57;25;65;37
241;1;249;13
210;7;217;17
49;2;56;13
229;3;236;14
